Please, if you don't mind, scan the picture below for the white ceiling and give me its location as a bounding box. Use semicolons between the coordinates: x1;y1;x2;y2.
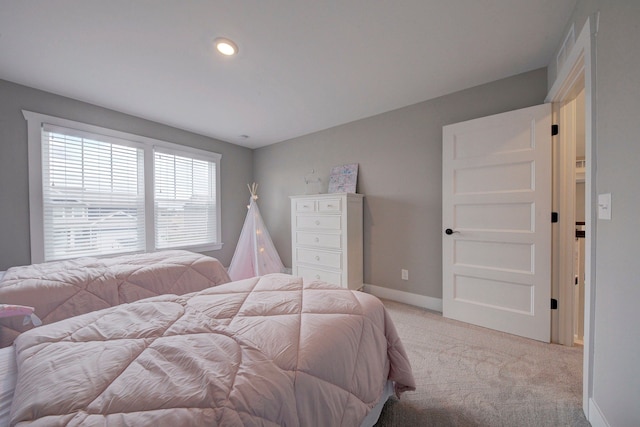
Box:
0;0;577;149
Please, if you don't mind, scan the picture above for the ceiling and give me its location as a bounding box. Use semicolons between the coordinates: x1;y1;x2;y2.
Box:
0;1;577;149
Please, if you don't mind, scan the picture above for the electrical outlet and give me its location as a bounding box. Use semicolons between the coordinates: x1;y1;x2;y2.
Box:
401;269;408;280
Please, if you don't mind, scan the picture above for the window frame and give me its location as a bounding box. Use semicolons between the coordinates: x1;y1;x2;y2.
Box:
24;110;222;263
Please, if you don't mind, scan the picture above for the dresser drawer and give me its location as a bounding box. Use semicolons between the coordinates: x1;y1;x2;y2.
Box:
318;198;341;212
297;265;342;285
295;231;341;249
296;248;342;269
296;215;341;230
295;199;315;212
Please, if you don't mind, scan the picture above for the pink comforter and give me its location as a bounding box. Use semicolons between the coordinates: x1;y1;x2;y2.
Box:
0;250;230;347
10;274;415;426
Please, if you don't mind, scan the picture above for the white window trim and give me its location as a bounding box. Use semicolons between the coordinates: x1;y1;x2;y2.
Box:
23;110;222;263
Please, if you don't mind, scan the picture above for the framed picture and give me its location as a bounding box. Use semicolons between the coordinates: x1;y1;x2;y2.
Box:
328;163;358;193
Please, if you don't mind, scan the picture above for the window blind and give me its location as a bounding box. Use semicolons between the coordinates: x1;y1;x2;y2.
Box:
154;149;217;249
41;124;145;260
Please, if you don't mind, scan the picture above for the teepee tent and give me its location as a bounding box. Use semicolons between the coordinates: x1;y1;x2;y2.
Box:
227;183;285;281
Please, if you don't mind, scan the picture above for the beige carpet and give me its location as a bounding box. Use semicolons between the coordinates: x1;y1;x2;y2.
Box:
375;300;591;427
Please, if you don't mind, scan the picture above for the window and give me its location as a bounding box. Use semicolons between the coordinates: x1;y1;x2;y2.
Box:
42;125;146;260
154;149;217;250
24;111;222;262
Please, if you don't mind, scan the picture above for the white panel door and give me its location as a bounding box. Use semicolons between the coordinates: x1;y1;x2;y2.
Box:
442;104;552;342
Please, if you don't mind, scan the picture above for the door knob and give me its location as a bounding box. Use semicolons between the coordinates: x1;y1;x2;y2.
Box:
445;228;458;235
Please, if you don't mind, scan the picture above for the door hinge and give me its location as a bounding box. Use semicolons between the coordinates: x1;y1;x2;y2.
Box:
551;299;558;310
551;212;558;223
552;124;559;136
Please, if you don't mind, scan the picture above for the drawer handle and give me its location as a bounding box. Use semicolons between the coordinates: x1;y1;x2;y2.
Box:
316;274;321;279
315;256;320;261
327;204;333;208
314;237;320;243
315;220;320;225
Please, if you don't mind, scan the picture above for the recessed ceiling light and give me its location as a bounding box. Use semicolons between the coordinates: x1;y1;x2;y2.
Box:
214;38;238;56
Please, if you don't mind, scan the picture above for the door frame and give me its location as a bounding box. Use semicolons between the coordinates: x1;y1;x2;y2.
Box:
545;16;597;417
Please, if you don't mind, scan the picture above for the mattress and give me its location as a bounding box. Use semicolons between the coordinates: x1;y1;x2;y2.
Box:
360;380;395;427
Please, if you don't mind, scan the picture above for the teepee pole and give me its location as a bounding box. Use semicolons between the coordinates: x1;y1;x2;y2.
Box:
248;182;258;200
248;183;260;275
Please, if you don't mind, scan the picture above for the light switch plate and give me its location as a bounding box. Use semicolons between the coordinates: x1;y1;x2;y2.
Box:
598;193;612;220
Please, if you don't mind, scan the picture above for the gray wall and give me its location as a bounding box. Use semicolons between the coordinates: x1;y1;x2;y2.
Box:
253;68;547;299
0;79;253;270
551;1;640;425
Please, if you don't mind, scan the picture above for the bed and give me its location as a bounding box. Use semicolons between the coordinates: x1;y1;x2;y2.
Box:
0;347;15;427
2;273;415;426
0;250;231;348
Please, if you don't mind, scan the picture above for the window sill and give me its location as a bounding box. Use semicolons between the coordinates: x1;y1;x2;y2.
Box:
157;243;224;253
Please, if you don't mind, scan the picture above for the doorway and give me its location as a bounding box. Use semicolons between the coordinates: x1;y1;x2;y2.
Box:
573;87;586;346
555;84;586;347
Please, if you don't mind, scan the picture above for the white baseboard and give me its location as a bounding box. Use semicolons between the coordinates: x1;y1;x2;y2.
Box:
588;398;610;427
363;284;443;312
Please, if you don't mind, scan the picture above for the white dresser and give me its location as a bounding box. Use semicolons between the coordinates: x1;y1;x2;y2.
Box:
290;193;364;290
